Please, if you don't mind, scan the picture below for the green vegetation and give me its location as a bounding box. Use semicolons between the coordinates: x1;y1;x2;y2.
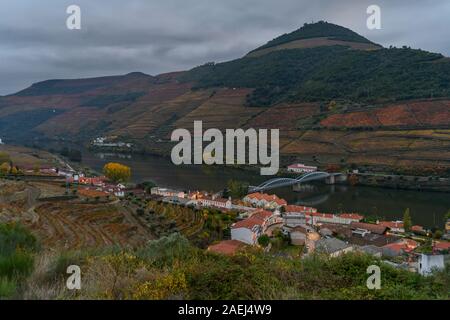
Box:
403;208;412;232
0;109;62;140
18;233;450;300
250;21;376;53
146;200;236;248
183;45;450;106
226;179;249;199
0;223;39;299
16;79;107;96
257;234;270;248
139;180;157;193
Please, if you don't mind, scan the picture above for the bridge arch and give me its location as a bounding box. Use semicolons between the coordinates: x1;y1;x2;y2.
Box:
249;171;332;193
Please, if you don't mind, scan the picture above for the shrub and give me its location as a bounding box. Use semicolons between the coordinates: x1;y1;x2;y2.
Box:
0;277;16;298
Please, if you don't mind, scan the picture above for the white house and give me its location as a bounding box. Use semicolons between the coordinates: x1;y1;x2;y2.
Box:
283;205;316;227
231;221;262;245
113;187;125;198
0;138;4;145
287;163;317;173
243;192;287;210
231;210;273;245
378;221;405;233
418;254;445;276
150;187;185;199
198;196;232;210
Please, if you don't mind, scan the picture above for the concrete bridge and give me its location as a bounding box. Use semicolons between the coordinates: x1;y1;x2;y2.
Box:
248;172;343;193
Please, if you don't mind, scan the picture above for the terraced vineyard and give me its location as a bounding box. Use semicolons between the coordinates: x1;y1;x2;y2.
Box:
146;201;205;240
30;202;153;249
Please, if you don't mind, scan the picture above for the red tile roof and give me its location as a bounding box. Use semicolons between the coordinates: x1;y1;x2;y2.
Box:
339;213;364;220
350;222;388;234
232;217;263;230
411;225;424;232
382;239;418;253
311;212;334;219
379;221;404;229
251;209;273;220
208;240;245;255
284;205;316;213
245;192;287;206
434;241;450;251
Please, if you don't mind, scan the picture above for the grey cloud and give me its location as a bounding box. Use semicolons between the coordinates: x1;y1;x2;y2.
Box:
0;0;449;95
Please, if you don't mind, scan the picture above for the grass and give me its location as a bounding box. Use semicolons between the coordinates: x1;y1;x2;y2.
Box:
14;233;450;300
0;223;39;299
0;277;16;298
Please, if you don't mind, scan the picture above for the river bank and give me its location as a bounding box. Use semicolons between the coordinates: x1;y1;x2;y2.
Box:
6;141;449;229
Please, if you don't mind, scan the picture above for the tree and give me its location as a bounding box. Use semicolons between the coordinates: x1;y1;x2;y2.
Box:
258;234;270;248
141;180;157;193
103;162;131;183
227;180;249;199
0;162;11;175
433;230;443;240
403;208;412;232
10;166;18;175
328;100;337;111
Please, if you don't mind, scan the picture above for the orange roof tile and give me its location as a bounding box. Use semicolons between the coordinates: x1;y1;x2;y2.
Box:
434;241;450;251
246;192;287;205
339;213;364;220
251;210;273;220
232;216;264;230
350;222;388;234
379;221;404;229
284;205;316;213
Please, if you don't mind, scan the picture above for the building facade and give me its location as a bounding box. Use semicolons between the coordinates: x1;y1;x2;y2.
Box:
287;163;318;173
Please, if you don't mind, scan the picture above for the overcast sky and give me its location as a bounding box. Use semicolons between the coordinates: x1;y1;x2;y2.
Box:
1;0;449;95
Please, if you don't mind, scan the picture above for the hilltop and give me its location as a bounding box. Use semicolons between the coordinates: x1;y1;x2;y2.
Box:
1;21;450;175
247;21;381;57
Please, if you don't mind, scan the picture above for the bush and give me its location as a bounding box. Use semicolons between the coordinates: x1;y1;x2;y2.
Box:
0;277;16;298
258;235;270;247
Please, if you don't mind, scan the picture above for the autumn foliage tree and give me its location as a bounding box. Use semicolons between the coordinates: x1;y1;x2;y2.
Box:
103;162;131;183
0;162;10;175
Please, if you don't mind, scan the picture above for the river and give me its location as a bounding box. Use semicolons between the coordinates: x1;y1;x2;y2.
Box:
74;149;449;229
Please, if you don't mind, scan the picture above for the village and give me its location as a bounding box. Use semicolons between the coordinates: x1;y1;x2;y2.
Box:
1;150;449;278
148;186;450;276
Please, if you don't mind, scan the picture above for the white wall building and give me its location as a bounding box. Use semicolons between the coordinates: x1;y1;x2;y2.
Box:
198;197;232;210
418;254;445;276
287;163;318;173
231;210;274;245
231;224;261;245
151;187;185;199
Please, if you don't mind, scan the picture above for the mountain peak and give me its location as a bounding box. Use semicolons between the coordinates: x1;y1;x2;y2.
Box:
248;21;381;56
